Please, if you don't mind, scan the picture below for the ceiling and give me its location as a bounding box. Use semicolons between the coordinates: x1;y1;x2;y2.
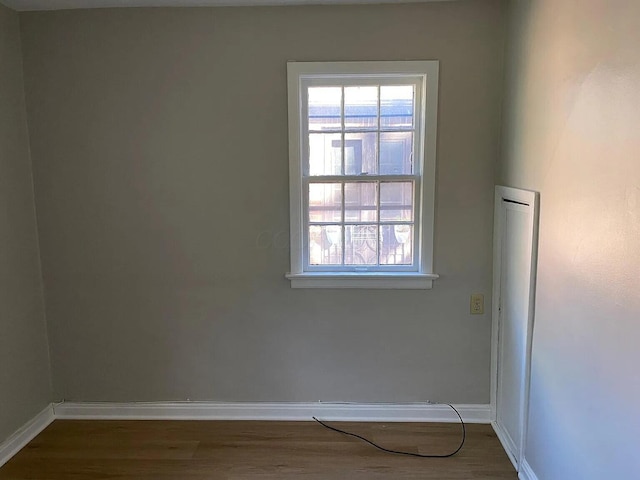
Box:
1;0;452;12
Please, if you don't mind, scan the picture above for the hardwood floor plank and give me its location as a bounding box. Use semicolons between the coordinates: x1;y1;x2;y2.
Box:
0;420;517;479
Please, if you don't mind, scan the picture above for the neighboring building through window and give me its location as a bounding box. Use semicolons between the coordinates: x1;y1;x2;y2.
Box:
286;61;439;289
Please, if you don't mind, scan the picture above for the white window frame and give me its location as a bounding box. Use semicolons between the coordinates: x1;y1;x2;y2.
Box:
285;61;439;289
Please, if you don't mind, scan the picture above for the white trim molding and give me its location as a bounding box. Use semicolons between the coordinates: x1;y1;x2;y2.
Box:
492;420;518;471
518;459;539;480
54;401;490;423
286;60;439;289
286;272;439;289
1;402;489;468
0;404;54;468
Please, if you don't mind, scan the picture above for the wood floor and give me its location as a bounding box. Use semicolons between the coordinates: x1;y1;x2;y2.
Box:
0;420;517;479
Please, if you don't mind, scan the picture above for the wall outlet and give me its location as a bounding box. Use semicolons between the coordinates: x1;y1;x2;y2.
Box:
470;294;484;314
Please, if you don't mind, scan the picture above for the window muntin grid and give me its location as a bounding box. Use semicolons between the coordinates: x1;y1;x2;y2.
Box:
301;77;423;272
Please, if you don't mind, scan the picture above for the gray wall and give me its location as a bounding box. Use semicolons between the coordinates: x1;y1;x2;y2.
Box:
20;1;506;403
500;0;640;478
0;3;51;442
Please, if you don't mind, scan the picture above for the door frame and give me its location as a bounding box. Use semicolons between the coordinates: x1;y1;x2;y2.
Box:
490;186;540;471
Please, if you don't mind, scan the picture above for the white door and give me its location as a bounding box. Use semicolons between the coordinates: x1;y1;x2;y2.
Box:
491;186;539;471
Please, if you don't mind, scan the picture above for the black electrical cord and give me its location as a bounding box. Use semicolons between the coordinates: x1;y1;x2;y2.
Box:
312;403;465;458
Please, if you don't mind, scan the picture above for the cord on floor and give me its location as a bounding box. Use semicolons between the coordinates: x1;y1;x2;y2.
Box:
312;403;465;458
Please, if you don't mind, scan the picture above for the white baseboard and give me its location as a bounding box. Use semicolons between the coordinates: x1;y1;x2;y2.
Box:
518;459;539;480
490;422;538;480
54;401;491;423
491;421;518;471
0;402;489;470
0;404;54;468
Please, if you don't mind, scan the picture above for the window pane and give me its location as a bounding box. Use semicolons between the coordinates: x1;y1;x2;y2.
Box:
308;87;342;131
380;182;413;221
344;132;377;175
309;183;342;222
309;225;343;265
381;85;414;129
344;86;378;130
344;182;377;222
380;225;413;265
344;225;378;265
380;131;413;175
309;133;341;176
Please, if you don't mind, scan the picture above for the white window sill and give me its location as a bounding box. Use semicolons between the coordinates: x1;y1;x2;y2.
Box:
285;272;439;289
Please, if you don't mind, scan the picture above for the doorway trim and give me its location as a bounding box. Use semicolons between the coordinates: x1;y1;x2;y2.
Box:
490;186;540;472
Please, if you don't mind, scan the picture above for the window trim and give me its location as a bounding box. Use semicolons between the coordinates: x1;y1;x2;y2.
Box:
286;61;439;289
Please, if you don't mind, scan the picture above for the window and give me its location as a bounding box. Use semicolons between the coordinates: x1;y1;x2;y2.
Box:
286;61;439;289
